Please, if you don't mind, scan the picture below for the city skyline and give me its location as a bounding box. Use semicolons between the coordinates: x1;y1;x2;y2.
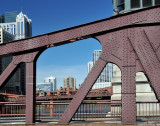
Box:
0;0;113;89
0;0;159;124
0;11;32;94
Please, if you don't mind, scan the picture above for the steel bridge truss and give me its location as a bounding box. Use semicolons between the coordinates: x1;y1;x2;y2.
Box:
0;6;160;124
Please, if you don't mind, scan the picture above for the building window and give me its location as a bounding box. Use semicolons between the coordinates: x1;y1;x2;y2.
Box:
11;28;13;34
21;22;23;34
118;0;125;11
155;0;160;5
143;0;152;7
131;0;140;8
17;22;20;34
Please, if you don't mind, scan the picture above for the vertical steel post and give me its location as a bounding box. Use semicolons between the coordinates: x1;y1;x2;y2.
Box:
121;67;136;124
121;38;136;124
26;61;36;124
50;100;53;117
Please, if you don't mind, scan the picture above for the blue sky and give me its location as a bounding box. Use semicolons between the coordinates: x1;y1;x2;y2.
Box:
1;0;113;89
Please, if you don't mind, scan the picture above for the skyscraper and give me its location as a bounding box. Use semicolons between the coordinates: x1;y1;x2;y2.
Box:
44;76;57;91
0;27;14;44
0;11;32;39
3;12;17;23
87;61;93;73
0;28;14;75
36;76;57;91
113;0;160;15
93;50;113;83
0;11;32;94
63;77;76;89
88;50;113;89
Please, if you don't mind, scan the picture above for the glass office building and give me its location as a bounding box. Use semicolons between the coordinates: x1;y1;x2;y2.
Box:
93;50;113;83
0;12;32;40
88;50;113;89
36;83;54;92
3;12;17;23
44;76;57;91
0;12;32;95
113;0;160;15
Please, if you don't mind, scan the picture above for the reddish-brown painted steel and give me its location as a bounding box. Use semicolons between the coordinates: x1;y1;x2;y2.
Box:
0;6;160;124
0;6;159;57
26;62;36;124
96;31;136;124
59;58;107;124
130;28;160;100
0;56;20;87
25;51;39;124
0;52;39;87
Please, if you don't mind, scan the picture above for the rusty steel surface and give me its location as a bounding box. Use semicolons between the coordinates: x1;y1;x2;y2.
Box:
0;6;160;125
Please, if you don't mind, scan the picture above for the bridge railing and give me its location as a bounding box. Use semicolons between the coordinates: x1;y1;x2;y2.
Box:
2;100;160;123
0;102;25;122
136;101;160;122
36;101;69;122
72;100;121;121
0;100;121;123
36;100;121;122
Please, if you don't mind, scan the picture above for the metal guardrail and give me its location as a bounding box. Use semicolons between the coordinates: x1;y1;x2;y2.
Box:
0;100;122;123
0;102;26;122
72;101;121;121
136;101;160;122
2;101;160;123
